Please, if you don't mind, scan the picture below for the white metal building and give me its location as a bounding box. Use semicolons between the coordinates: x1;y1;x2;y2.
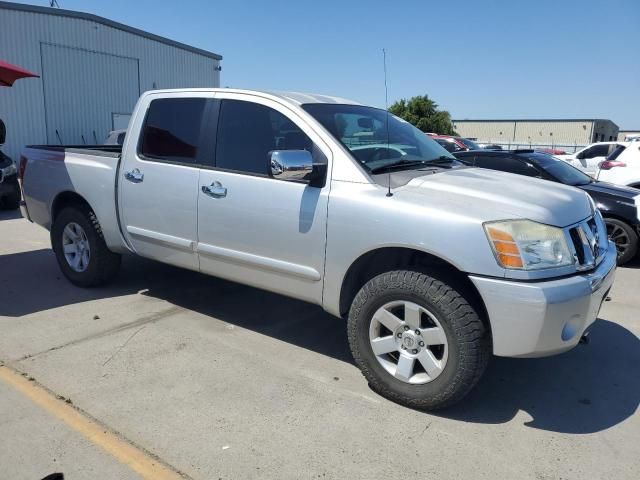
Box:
618;130;640;142
452;119;619;151
0;1;222;160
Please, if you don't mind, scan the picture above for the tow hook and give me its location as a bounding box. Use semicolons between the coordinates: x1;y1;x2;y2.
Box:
579;333;590;345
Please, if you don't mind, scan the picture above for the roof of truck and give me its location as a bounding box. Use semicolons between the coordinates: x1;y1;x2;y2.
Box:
145;88;363;106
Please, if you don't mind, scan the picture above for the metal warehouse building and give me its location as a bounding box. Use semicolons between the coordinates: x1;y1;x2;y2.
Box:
452;119;619;151
618;130;640;141
0;1;222;160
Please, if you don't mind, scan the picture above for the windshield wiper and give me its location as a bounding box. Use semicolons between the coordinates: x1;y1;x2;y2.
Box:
425;155;457;166
370;159;429;174
370;156;458;174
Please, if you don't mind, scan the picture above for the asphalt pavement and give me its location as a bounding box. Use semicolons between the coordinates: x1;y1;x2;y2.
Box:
1;209;638;480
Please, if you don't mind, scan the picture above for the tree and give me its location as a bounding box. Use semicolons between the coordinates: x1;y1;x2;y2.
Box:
388;95;456;135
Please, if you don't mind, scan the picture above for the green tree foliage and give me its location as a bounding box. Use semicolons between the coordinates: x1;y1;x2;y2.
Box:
388;95;456;135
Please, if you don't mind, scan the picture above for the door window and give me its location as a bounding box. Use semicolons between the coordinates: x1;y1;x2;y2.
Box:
139;98;209;164
583;144;609;158
215;99;314;175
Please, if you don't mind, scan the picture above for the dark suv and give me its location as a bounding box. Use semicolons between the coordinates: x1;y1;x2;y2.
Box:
0;108;21;207
454;149;640;265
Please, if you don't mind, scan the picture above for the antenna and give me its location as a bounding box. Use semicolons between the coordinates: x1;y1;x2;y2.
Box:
50;0;60;7
383;48;392;197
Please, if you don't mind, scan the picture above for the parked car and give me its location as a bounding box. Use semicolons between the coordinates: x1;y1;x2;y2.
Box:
536;147;567;156
596;142;640;188
104;129;126;145
556;142;625;175
454;149;640;264
19;89;616;409
427;134;480;152
0;120;20;210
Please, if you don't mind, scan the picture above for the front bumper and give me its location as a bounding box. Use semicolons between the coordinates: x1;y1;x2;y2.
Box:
470;241;617;358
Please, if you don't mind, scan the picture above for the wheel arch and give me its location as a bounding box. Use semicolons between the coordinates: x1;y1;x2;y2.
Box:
338;246;490;332
51;191;92;222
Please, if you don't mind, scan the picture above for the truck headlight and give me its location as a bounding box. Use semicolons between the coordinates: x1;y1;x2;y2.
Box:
1;162;17;177
484;219;573;270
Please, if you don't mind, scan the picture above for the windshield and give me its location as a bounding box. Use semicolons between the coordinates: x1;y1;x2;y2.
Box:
302;104;455;172
529;153;592;186
458;138;480;150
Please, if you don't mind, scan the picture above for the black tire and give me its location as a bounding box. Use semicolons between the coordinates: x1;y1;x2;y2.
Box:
347;270;491;410
604;217;638;266
51;205;121;287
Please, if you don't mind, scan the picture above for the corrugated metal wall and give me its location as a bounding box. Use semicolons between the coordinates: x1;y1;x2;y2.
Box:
0;6;221;160
452;120;618;149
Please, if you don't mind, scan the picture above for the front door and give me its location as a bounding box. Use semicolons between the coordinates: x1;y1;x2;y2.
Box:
119;93;214;271
196;94;331;304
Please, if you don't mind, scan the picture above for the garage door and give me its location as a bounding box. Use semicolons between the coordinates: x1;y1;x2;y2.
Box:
41;43;139;145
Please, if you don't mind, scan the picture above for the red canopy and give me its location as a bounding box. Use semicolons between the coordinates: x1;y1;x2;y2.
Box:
0;59;39;87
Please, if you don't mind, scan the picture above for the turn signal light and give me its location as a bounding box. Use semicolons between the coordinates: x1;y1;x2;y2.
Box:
486;227;524;268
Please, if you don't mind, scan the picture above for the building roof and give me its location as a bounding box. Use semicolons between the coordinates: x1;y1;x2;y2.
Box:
452;118;614;124
0;1;222;60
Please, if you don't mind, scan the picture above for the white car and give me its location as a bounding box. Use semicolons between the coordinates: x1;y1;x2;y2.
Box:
104;129;126;145
556;142;625;175
596;142;640;188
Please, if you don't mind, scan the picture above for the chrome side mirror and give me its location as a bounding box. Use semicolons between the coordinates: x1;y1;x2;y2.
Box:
269;150;314;182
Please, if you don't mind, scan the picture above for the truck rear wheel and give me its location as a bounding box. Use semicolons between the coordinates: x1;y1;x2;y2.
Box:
51;206;121;287
347;270;490;410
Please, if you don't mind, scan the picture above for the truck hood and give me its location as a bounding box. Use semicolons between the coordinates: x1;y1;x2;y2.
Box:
401;167;592;227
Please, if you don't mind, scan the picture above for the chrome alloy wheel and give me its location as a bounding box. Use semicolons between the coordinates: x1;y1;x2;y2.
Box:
606;221;631;257
62;222;90;272
369;300;449;384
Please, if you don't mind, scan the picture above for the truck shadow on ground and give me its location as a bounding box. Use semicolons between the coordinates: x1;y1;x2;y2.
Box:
0;209;22;221
1;249;638;434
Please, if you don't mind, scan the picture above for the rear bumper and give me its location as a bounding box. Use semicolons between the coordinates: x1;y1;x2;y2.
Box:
470;241;617;358
0;174;19;196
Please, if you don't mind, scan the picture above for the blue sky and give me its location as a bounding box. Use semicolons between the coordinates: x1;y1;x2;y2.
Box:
12;0;640;128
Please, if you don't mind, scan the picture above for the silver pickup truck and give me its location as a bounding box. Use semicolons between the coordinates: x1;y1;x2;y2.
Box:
19;89;617;409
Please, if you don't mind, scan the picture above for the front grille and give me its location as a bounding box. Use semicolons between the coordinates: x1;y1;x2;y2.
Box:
567;214;607;271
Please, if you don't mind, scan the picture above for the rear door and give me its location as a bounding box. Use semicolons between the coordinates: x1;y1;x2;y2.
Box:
118;92;215;271
196;93;331;304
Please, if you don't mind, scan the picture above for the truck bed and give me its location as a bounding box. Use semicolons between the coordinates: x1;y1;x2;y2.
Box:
21;144;128;253
26;144;122;156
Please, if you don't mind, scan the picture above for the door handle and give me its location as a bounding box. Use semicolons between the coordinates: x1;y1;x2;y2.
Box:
202;181;227;198
124;168;144;183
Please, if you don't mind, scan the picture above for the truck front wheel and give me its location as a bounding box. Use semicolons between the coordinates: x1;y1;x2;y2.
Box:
51;206;121;287
347;270;490;410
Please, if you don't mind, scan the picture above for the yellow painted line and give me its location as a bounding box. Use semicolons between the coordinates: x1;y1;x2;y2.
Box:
0;365;186;480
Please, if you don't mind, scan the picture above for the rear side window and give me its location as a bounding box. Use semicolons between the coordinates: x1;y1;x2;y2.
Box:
606;145;626;161
140;98;208;163
215;99;313;175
